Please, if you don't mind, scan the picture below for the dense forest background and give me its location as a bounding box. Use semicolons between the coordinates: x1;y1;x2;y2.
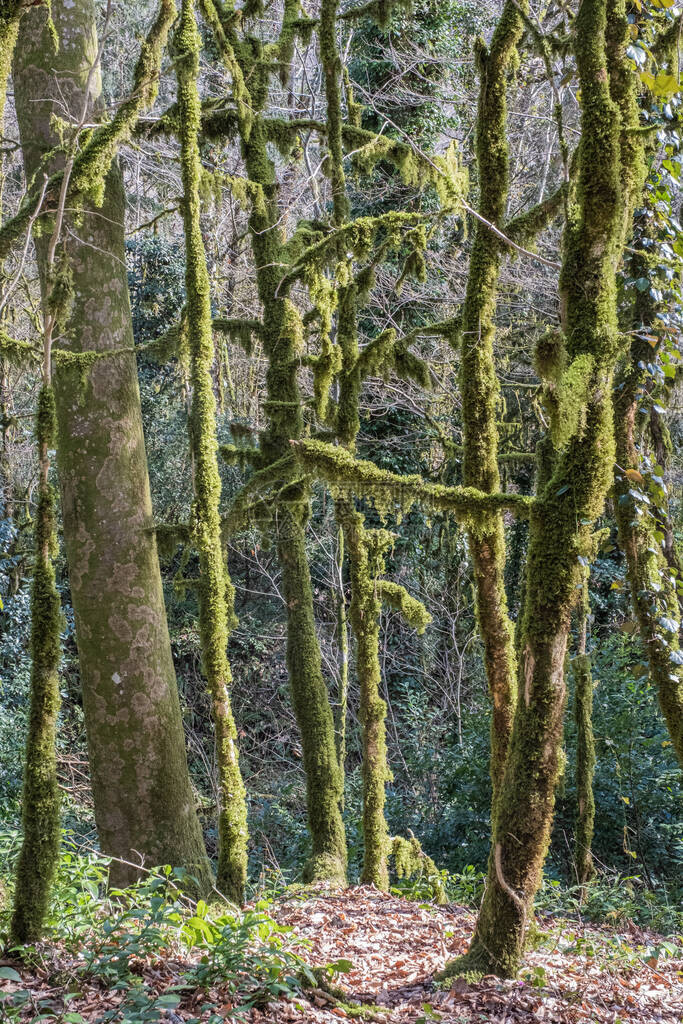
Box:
0;0;682;1016
1;0;681;901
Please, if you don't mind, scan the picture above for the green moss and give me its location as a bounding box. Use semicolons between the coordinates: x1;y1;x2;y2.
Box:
338;0;410;30
573;652;596;884
0;330;39;366
175;0;248;904
505;181;570;249
11;386;61;944
390;834;446;904
454;0;648;979
343;127;466;211
1;0;174;260
0;2;24;133
294;440;533;524
276;0;316;86
377;581;431;634
533;330;566;383
547;353;595;448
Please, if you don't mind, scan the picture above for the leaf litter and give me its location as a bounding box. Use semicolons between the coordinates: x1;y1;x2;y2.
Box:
1;886;681;1023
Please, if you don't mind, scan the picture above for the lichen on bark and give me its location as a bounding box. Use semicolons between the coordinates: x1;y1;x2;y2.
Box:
13;0;213;893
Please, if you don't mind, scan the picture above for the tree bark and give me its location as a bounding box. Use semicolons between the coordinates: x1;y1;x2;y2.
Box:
613;343;683;765
175;0;248;903
455;1;526;800
573;599;595;886
439;0;645;977
13;0;212;890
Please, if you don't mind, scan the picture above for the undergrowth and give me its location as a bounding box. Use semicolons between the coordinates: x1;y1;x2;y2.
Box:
0;832;334;1023
391;862;683;937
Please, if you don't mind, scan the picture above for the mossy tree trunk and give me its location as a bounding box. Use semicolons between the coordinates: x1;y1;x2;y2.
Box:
613;336;683;765
0;3;23;534
13;33;76;939
13;0;213;891
174;0;248;903
334;525;349;789
455;0;526;800
573;594;595;887
243;121;346;883
319;0;391;889
342;508;392;889
439;0;646;978
11;382;61;943
649;405;683;599
201;0;347;884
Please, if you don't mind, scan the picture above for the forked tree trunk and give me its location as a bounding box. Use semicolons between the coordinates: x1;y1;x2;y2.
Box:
439;0;645;977
13;0;212;891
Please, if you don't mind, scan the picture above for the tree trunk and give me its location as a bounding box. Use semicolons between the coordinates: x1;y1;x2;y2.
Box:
456;1;526;800
199;0;348;883
175;0;248;903
573;600;595;886
11;388;61;943
13;0;212;891
613;346;683;765
439;0;644;977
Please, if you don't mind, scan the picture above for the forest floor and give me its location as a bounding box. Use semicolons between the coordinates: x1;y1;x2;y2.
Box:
262;887;682;1023
1;886;681;1024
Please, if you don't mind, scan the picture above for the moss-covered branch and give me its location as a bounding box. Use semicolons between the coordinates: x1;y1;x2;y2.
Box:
0;329;40;365
293;440;532;523
0;0;175;261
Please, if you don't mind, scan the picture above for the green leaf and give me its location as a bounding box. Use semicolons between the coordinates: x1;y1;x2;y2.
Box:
653;72;679;97
155;994;181;1008
0;968;22;983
